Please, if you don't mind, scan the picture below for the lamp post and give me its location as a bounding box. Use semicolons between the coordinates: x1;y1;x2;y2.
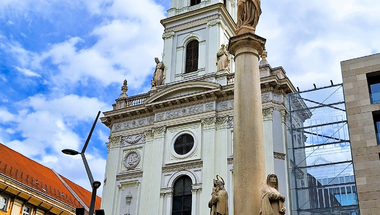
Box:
62;111;101;215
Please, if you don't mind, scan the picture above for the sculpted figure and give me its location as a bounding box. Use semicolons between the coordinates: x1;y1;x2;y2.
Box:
260;174;286;215
216;44;230;72
237;0;262;34
208;175;228;215
151;57;165;87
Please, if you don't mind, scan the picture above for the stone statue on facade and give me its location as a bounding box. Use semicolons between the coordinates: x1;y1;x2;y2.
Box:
208;175;228;215
260;174;286;215
216;44;230;72
151;57;165;87
237;0;262;34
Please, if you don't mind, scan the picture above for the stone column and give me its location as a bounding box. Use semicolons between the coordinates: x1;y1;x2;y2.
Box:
228;33;266;214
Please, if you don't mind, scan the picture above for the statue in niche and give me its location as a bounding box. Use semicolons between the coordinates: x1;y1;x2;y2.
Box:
208;175;229;215
216;44;230;72
151;57;165;87
237;0;262;34
260;174;286;215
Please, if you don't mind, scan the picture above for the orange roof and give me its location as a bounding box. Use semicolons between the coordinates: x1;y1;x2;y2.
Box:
0;143;101;210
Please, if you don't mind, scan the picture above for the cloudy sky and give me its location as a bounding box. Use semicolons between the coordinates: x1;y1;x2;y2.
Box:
0;0;379;194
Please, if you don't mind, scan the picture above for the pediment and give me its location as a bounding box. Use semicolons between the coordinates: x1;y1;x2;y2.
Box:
145;81;221;105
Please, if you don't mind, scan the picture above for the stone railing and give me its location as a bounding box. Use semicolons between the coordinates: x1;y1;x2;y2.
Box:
113;93;150;110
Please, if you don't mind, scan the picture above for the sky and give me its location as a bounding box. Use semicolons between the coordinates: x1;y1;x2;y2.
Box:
0;0;379;196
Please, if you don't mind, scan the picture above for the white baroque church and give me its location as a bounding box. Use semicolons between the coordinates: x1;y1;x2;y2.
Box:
100;0;308;214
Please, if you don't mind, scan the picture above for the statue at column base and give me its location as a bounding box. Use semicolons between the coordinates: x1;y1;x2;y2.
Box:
260;174;286;215
208;175;229;215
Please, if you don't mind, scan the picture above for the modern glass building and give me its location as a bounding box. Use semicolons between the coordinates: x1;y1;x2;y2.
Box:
288;84;360;214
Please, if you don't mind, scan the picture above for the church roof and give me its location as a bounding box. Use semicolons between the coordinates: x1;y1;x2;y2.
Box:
0;143;101;211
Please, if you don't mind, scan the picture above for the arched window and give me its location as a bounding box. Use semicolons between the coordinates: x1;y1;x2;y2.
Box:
185;40;199;73
190;0;201;6
172;176;192;215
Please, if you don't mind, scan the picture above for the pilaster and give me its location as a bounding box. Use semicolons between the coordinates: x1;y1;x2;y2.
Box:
200;116;217;212
139;127;166;214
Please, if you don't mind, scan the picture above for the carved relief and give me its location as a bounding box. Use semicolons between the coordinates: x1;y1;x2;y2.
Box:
205;102;214;111
144;130;154;140
112;116;154;132
109;136;121;148
162;161;203;173
263;108;274;119
216;116;229;125
121;134;145;146
154;126;166;135
262;93;270;103
116;172;143;181
123;151;141;170
156;113;165;121
202;117;217;125
227;116;234;129
219;101;229;110
167;109;182;119
188;105;204;115
274;152;286;160
162;31;175;39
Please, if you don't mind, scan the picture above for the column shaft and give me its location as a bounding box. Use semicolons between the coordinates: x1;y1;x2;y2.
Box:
229;33;266;215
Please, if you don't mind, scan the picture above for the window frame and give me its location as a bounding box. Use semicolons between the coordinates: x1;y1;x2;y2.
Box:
367;71;380;104
171;131;197;159
172;176;192;215
0;196;7;211
22;205;31;215
185;40;199;74
373;111;380;145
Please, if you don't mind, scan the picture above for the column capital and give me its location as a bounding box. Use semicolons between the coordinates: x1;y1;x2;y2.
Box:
228;33;266;58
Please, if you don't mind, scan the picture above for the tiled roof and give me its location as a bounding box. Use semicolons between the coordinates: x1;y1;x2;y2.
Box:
0;143;101;210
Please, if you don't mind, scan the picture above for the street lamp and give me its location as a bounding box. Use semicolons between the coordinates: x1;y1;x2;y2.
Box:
62;111;101;215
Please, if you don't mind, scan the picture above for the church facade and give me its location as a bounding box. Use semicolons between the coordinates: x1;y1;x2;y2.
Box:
100;1;305;214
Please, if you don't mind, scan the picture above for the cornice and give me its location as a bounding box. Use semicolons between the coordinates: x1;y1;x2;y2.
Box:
162;3;236;34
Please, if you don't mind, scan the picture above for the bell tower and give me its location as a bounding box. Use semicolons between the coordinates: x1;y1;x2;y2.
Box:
161;0;237;84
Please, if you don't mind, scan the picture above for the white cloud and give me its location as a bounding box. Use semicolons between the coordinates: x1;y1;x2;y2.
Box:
0;108;16;123
15;66;41;77
257;0;380;90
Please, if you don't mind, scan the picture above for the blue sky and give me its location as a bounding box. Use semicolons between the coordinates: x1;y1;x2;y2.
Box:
0;0;379;193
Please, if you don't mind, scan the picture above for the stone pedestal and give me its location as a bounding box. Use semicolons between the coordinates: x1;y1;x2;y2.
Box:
228;33;266;215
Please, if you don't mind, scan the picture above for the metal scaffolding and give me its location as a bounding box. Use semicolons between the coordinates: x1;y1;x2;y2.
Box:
288;84;360;215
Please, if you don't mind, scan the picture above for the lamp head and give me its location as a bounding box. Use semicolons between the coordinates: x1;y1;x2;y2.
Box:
93;181;101;189
62;149;80;156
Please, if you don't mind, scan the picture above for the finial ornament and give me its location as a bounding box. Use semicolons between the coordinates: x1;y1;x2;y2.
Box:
121;79;128;96
261;49;267;60
237;0;262;35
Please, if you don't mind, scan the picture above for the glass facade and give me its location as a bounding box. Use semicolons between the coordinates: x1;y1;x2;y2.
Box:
288;84;360;215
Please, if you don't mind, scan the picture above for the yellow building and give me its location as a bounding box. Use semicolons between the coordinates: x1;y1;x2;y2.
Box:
0;143;101;215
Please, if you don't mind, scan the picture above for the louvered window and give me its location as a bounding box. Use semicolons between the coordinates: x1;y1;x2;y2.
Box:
185;40;199;73
190;0;201;6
